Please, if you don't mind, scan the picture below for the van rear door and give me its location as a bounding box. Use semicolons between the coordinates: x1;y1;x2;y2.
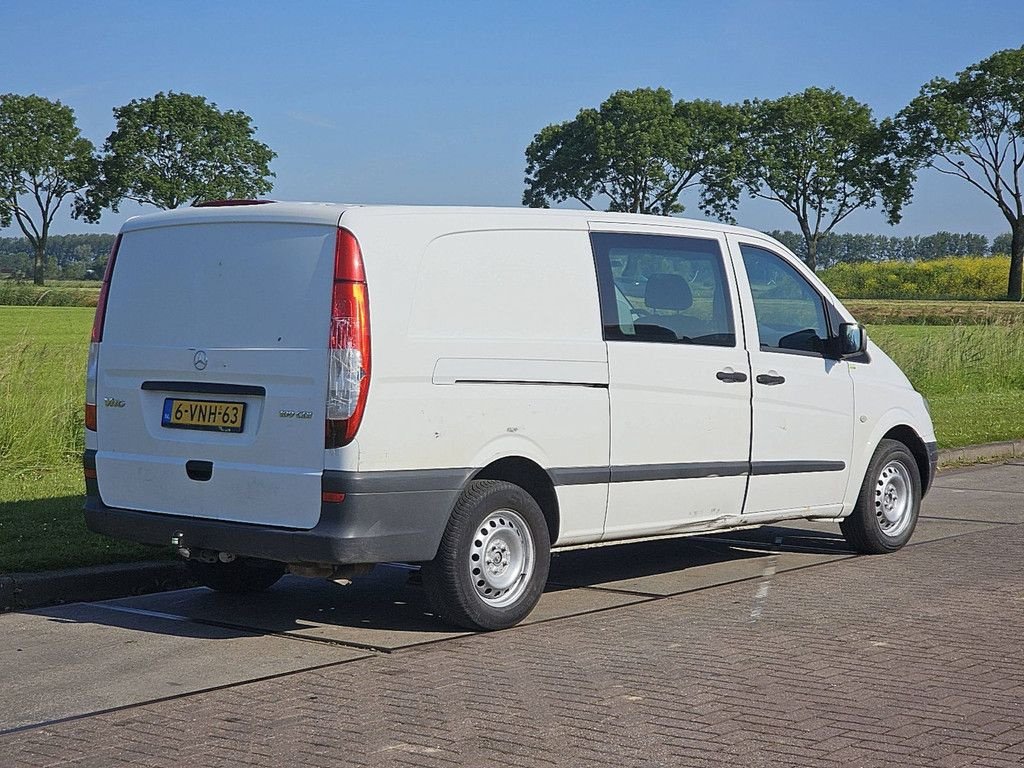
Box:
94;220;335;529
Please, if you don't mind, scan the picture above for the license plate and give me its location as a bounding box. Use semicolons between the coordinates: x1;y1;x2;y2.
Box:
161;398;245;433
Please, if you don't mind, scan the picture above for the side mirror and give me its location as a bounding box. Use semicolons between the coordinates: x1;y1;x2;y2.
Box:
837;322;866;357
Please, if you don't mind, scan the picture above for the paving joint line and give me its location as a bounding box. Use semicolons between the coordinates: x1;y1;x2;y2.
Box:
0;654;371;739
931;485;1024;496
545;581;662;598
86;603;400;655
906;527;1014;548
919;515;1015;525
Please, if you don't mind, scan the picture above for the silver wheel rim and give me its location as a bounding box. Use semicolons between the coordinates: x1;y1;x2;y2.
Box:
469;509;535;608
875;460;914;538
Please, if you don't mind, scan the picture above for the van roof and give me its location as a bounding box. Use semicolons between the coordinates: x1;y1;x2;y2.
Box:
119;201;771;240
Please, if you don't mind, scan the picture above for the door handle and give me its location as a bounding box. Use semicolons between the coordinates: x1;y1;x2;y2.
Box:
756;373;786;386
716;370;748;383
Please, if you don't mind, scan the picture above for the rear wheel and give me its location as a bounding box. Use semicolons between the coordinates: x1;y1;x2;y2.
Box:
187;557;286;593
422;480;550;630
841;439;921;554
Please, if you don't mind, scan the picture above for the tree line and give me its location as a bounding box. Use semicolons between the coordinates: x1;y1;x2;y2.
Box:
3;229;1014;282
524;46;1024;299
768;230;1014;270
0;91;274;286
0;234;116;280
2;46;1022;298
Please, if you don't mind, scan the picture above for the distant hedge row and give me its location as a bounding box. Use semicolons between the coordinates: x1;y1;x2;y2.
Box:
820;256;1011;301
0;283;99;307
0;256;1016;306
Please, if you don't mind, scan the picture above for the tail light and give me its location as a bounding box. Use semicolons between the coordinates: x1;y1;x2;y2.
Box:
325;228;371;448
86;234;121;431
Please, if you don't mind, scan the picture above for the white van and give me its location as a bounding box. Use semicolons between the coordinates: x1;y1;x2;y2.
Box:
84;203;937;630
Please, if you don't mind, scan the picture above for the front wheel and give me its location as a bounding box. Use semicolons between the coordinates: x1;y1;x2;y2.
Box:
421;480;550;630
841;439;921;554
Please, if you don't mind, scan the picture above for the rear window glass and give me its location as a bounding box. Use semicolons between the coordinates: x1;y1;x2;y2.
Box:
103;223;335;349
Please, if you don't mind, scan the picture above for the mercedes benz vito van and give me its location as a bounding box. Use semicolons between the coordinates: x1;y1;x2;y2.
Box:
84;203;938;630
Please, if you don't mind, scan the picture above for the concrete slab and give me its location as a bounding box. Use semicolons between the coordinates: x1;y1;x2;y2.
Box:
909;517;1000;543
549;534;844;597
920;486;1024;524
105;565;648;651
548;514;997;598
0;605;365;732
523;582;651;623
106;567;468;650
933;463;1024;495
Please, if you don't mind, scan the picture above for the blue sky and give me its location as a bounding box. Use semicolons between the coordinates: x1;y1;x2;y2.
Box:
4;0;1021;239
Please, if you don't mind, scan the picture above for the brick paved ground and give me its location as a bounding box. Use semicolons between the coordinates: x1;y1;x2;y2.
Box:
4;519;1023;768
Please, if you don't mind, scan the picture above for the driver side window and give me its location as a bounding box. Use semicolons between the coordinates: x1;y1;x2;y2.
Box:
740;244;828;354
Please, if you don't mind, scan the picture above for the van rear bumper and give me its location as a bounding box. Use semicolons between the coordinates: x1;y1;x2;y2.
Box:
83;452;461;565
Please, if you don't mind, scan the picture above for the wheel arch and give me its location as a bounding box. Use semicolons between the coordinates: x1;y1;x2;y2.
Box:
882;424;933;493
470;456;560;545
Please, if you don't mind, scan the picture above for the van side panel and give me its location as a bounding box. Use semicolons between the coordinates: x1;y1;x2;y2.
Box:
346;218;611;545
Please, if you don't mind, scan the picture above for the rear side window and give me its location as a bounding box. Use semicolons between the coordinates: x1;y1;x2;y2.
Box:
739;244;829;354
591;232;735;347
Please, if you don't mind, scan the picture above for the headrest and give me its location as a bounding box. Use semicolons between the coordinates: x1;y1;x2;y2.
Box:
645;273;692;311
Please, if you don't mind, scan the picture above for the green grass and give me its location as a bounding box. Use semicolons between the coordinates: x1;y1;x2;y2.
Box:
1;308;92;472
868;325;1024;394
2;306;1024;573
0;282;100;307
869;324;1024;447
927;393;1024;448
0;307;173;573
847;299;1024;326
0;468;171;573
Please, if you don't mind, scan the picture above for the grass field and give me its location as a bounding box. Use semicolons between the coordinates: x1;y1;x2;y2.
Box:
2;305;1023;573
868;325;1024;446
846;299;1024;326
0;468;169;572
0;307;173;571
0;281;100;307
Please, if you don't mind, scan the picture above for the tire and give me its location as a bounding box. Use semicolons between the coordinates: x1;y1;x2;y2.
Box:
841;439;921;554
421;480;551;631
188;556;286;593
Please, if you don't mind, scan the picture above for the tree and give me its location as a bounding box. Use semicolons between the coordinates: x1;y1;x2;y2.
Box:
523;88;742;218
736;87;914;271
915;231;988;260
80;91;275;218
898;46;1024;299
992;232;1013;254
0;94;96;285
